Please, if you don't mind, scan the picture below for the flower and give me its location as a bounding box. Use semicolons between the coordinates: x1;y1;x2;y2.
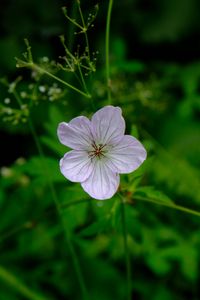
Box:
57;106;147;200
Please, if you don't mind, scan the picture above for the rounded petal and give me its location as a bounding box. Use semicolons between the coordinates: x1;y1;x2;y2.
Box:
60;150;94;182
81;159;120;200
91;106;125;145
57;116;93;150
107;135;147;174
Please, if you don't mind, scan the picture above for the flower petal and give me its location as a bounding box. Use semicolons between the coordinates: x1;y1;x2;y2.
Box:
60;150;93;182
91;106;125;145
81;159;120;200
107;135;147;173
57;116;93;150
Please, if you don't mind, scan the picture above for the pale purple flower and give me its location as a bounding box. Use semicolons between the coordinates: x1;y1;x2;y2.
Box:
57;106;147;200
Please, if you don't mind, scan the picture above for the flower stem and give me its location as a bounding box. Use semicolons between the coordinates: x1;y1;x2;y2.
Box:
134;196;200;217
76;63;95;110
77;63;90;95
0;199;89;244
105;0;113;104
12;91;89;300
32;63;91;98
28;119;89;300
13;90;23;107
77;0;91;60
118;193;132;300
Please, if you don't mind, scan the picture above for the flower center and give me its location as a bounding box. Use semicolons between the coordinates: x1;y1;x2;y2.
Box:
88;142;107;159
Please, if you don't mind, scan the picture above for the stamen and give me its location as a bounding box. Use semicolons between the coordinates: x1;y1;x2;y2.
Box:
88;142;107;159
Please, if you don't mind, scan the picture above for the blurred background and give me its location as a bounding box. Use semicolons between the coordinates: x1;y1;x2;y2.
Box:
0;0;200;299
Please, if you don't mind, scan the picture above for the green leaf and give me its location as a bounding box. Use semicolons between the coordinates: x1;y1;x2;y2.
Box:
130;125;139;139
146;253;171;275
134;186;174;204
80;216;111;237
41;105;70;155
179;243;198;281
41;135;66;156
19;156;65;185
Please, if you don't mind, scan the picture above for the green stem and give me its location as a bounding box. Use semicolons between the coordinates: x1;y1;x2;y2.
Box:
13;90;23;107
77;63;95;110
63;224;89;299
62;7;83;30
77;63;89;94
32;64;91;98
67;2;78;52
28;119;89;300
105;0;113;104
134;196;200;217
12;91;89;300
77;1;91;60
0;266;48;300
0;199;89;244
118;194;131;300
27;118;58;208
0;222;33;244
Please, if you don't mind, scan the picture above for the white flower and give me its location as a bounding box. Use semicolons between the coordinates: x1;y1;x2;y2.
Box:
57;106;147;200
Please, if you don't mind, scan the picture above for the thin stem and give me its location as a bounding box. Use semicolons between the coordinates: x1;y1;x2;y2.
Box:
0;199;89;244
76;62;95;110
118;194;132;300
105;0;113;104
62;7;83;30
32;63;91;98
77;1;91;60
0;265;48;300
77;63;89;94
0;222;33;244
134;196;200;217
12;91;89;300
63;223;89;299
29;119;89;300
28;117;58;206
76;0;96;111
12;90;23;107
60;33;91;102
67;2;78;52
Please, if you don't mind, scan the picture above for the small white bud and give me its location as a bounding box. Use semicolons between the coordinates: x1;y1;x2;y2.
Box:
39;86;46;93
1;167;13;177
4;98;10;104
42;56;49;62
20;91;27;98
